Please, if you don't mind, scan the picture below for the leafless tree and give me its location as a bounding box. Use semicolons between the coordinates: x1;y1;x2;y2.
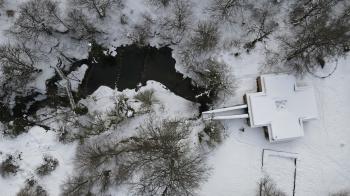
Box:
149;0;171;7
190;21;219;53
191;58;233;99
289;0;340;26
160;0;192;44
129;13;156;46
58;93;134;143
61;174;105;195
277;3;350;74
66;9;99;41
70;0;119;18
64;119;208;195
208;0;244;23
244;4;279;51
131;120;208;196
0;43;41;93
10;0;69;41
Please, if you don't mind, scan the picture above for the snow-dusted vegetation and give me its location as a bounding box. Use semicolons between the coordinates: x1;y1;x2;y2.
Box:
0;0;349;195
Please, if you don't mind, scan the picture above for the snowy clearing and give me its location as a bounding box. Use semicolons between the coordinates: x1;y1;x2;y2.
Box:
0;0;349;195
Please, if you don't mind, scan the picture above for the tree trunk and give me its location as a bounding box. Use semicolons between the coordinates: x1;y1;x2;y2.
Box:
54;59;76;110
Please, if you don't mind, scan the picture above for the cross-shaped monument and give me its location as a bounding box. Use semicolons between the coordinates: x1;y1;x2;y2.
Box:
202;74;318;142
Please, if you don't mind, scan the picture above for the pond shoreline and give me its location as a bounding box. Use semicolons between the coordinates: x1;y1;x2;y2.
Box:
81;44;212;112
1;44;213;132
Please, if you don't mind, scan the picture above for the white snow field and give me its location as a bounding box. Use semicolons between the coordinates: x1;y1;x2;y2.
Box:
0;0;349;195
199;48;350;196
0;127;77;196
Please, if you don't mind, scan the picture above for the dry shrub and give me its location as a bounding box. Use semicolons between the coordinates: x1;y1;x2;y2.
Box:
17;178;48;196
198;121;224;147
257;176;286;196
190;21;219;53
36;155;59;176
134;89;158;112
0;154;20;177
330;190;350;196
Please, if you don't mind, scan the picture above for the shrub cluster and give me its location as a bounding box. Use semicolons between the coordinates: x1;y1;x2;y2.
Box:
134;89;158;112
17;178;48;196
257;176;286;196
36;155;59;176
330;191;350;196
0;154;20;177
198;121;224;147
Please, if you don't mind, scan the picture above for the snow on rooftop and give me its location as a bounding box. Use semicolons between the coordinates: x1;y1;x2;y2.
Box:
246;74;318;142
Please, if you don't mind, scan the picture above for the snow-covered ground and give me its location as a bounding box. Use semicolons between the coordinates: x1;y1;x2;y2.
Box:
2;44;349;196
199;46;350;195
0;0;349;195
0;127;77;195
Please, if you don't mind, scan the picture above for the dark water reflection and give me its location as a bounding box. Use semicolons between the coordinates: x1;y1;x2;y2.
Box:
81;44;212;112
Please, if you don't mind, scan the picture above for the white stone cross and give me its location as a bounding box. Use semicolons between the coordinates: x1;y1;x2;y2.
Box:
202;74;318;142
246;74;318;142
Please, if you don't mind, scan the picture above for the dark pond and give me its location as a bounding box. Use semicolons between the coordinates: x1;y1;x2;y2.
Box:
81;44;212;112
1;44;212;133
